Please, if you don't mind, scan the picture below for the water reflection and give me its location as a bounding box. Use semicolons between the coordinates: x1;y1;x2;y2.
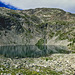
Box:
0;45;70;58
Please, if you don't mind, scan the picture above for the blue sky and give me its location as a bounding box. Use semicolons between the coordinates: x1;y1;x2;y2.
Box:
0;0;75;13
0;1;21;10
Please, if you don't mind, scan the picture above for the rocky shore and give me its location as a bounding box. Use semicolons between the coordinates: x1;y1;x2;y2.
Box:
0;54;75;75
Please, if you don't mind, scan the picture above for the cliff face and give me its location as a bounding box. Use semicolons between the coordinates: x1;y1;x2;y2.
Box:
0;7;75;50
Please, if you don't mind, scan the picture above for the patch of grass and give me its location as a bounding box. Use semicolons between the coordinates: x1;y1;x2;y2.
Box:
41;57;53;61
30;15;40;23
7;12;21;18
68;42;75;50
46;58;49;61
35;38;44;45
40;67;63;75
0;65;63;75
58;33;68;40
49;32;55;39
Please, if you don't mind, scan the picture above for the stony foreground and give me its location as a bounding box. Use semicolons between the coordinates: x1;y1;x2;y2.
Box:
0;54;75;75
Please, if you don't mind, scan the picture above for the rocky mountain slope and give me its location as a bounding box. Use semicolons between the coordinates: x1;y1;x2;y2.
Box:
0;7;75;50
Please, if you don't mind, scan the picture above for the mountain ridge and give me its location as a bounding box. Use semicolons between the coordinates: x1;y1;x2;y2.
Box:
0;7;75;50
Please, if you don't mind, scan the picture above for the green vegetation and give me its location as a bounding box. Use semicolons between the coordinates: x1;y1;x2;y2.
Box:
0;64;63;75
46;58;49;61
68;38;75;50
41;57;53;61
35;39;44;45
7;11;21;18
30;15;40;23
49;31;55;39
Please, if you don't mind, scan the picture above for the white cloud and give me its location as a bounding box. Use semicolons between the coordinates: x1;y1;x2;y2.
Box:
0;0;75;13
